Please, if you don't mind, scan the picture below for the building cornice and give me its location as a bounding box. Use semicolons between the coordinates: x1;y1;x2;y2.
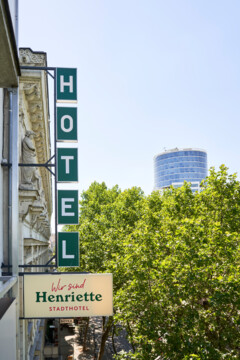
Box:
154;148;207;159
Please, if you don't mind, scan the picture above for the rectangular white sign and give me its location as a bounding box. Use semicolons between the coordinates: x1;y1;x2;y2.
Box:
23;273;113;318
60;319;74;324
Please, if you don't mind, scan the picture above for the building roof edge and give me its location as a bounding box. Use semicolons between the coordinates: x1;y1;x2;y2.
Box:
154;148;207;159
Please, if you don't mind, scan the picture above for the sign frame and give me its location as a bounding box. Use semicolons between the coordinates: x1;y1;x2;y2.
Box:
56;67;77;102
56;106;78;142
58;232;79;267
57;147;78;183
22;272;113;319
57;190;79;225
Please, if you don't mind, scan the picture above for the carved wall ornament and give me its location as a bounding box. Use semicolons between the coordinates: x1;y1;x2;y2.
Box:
31;113;43;123
35;137;44;148
19;189;39;221
32;122;43;132
19;48;52;228
19;109;24;125
23;83;41;101
19;97;24;114
20;130;40;190
19;48;47;67
29;205;45;228
28;102;42;114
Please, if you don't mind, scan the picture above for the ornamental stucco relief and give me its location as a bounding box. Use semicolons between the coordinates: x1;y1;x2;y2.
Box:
19;49;52;240
19;48;46;67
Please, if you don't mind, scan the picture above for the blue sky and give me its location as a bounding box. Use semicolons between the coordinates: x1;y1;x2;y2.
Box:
19;0;240;195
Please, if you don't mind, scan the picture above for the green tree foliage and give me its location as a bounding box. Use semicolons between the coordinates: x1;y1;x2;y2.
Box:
65;167;240;360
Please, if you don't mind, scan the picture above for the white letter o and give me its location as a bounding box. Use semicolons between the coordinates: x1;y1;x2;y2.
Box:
61;115;73;133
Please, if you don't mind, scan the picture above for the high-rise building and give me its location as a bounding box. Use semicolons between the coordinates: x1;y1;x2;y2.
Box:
154;148;207;192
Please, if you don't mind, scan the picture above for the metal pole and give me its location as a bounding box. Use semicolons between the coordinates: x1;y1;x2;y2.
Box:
20;66;56;71
54;68;58;267
8;90;13;275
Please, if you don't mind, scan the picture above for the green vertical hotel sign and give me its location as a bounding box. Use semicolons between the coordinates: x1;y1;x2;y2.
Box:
58;190;79;225
57;148;78;182
57;107;77;142
56;67;79;268
58;232;79;267
56;68;77;102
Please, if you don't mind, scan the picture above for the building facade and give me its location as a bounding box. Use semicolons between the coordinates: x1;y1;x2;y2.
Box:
18;48;53;359
0;1;21;359
0;2;53;358
154;148;208;192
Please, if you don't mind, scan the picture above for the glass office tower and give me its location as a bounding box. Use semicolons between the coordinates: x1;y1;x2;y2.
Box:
154;148;207;192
